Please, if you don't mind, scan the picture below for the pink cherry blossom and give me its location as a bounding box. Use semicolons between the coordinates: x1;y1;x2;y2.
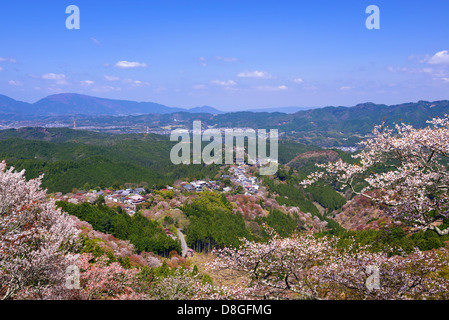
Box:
302;115;449;234
0;161;79;300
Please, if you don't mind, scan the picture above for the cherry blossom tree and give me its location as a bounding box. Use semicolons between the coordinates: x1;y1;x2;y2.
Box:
207;229;335;300
149;267;250;300
0;161;80;300
207;229;449;300
317;242;449;300
302;115;449;235
69;253;146;300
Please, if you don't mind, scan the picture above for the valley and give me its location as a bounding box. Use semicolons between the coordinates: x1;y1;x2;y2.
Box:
2;97;449;301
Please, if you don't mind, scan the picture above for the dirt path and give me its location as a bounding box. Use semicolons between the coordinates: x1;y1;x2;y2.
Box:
177;228;188;257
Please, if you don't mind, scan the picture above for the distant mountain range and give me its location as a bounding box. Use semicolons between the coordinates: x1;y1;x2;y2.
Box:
282;100;449;133
245;106;315;113
1;93;449;146
0;93;319;119
0;93;226;118
186;105;225;114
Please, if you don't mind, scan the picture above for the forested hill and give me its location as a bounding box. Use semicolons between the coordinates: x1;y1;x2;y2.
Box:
0;127;320;193
0;126;169;144
207;100;449;134
282;100;449;133
0;128;213;193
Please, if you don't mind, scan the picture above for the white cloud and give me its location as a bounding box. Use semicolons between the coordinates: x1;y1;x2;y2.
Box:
428;50;449;65
292;78;304;84
123;78;149;87
80;80;95;86
192;84;207;90
8;80;23;86
42;73;66;80
237;70;276;79
388;65;449;82
422;68;434;74
210;80;237;86
408;54;430;64
340;86;353;91
114;60;147;68
215;56;238;62
104;75;120;81
389;66;407;74
254;85;288;91
0;57;16;63
42;73;69;86
199;57;207;67
90;37;100;45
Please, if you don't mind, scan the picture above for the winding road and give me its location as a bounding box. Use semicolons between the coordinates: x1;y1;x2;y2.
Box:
177;228;188;258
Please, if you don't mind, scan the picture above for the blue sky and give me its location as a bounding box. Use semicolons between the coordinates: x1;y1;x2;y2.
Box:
0;0;448;111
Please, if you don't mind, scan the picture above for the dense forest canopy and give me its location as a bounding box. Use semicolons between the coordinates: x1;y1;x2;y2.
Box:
0;128;326;193
56;201;181;256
